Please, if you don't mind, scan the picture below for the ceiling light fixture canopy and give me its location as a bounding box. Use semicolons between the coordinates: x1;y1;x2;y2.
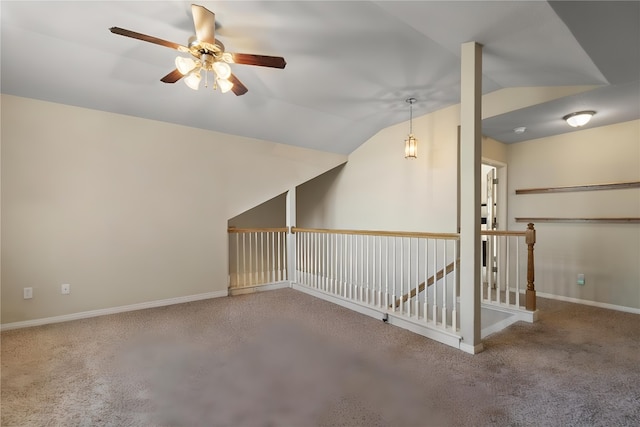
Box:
563;111;595;127
405;97;418;159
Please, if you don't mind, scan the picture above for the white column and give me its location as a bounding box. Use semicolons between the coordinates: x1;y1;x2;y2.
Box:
459;42;483;354
286;188;297;284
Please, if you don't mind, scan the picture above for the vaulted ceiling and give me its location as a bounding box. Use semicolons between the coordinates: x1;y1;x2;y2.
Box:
2;1;638;154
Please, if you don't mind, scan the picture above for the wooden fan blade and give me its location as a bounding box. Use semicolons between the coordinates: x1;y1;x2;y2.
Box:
160;69;184;83
109;27;187;51
192;4;216;45
231;53;286;69
228;74;248;96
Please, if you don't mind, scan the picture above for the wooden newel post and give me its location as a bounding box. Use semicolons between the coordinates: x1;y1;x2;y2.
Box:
525;223;536;311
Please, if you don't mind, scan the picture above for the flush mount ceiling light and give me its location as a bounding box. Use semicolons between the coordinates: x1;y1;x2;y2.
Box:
404;98;418;159
514;126;527;134
563;111;596;127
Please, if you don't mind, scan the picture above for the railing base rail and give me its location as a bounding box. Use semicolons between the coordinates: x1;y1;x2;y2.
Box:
229;281;290;296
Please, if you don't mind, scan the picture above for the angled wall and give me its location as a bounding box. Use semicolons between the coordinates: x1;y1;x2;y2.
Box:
1;95;346;324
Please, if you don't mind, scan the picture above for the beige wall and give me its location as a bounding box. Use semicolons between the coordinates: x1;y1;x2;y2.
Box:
298;104;462;233
507;120;640;310
228;192;287;229
1;95;345;324
297;109;508;233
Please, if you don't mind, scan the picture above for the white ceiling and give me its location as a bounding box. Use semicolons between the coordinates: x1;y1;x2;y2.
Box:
2;1;638;154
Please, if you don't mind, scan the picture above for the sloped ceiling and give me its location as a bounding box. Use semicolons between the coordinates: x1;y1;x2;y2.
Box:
1;1;638;154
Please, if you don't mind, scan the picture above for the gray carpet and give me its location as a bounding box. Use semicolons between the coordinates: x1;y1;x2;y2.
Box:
1;288;639;426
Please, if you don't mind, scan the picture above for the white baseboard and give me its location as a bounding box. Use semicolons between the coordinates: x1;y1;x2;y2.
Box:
229;281;291;296
537;292;640;315
0;290;228;332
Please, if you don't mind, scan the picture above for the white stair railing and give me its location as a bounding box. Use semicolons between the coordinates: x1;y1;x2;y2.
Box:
481;223;536;311
227;224;537;346
293;228;461;334
228;227;288;290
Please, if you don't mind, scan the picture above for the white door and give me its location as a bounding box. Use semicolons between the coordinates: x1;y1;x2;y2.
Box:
485;168;497;288
486;168;496;230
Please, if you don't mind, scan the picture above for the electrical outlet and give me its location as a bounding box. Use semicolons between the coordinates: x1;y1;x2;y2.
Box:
577;274;585;286
24;287;33;299
61;283;71;294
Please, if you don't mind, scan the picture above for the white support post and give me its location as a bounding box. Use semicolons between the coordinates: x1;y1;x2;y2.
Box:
286;188;297;285
459;41;484;354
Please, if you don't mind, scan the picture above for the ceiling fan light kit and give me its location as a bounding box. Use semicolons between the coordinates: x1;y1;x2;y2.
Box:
175;56;197;75
184;71;202;91
563;110;595;127
109;4;286;96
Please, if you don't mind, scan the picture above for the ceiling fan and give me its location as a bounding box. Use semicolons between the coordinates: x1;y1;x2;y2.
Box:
109;4;286;96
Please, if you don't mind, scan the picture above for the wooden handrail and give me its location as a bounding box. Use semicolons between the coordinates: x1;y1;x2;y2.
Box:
292;227;460;240
392;259;460;308
292;227;526;238
228;227;289;233
482;230;526;237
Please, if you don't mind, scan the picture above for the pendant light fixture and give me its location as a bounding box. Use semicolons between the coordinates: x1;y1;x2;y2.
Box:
405;98;418;159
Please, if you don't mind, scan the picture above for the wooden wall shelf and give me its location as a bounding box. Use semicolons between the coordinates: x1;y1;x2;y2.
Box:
515;181;640;195
515;217;640;224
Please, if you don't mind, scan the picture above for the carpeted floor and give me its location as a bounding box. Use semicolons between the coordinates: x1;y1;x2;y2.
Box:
1;288;639;426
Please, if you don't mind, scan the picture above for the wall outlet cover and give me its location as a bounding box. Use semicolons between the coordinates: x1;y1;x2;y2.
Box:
61;284;71;294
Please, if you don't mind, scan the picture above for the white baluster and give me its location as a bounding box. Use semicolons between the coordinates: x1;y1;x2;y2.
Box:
442;240;447;328
392;237;397;311
277;231;282;281
378;236;383;307
452;240;458;331
400;237;405;315
259;232;263;284
385;237;389;309
505;236;510;306
415;238;420;319
516;236;521;308
271;232;275;283
424;238;429;323
353;234;362;301
432;239;437;324
407;238;412;317
366;235;370;305
343;234;348;298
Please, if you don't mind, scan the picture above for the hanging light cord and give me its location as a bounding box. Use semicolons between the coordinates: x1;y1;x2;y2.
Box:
407;97;416;134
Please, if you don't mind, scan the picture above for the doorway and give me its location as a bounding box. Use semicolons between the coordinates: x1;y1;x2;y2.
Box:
481;160;507;287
